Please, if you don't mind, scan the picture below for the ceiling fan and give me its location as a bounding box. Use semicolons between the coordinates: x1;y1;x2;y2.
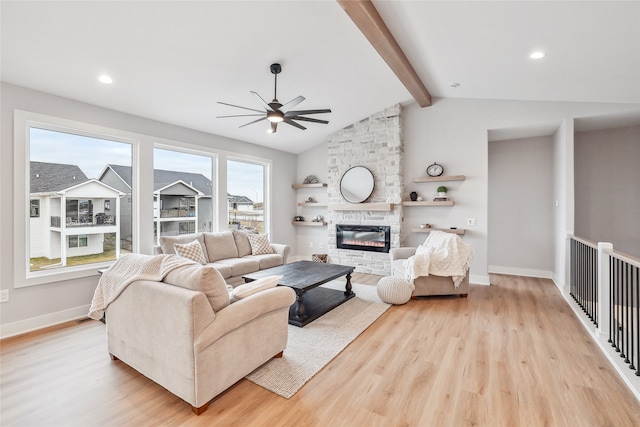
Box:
217;63;331;134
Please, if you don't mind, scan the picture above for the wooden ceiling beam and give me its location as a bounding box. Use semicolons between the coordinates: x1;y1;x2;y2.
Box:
337;0;432;107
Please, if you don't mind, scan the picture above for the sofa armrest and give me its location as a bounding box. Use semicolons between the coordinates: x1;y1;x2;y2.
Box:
270;243;290;264
390;247;418;261
153;245;163;255
194;286;295;352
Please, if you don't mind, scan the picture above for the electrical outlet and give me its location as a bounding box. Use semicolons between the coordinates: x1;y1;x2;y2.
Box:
309;242;313;248
467;218;476;226
0;289;9;303
319;242;324;249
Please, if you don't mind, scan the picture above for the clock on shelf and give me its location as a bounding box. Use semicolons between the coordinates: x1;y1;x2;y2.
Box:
426;162;444;177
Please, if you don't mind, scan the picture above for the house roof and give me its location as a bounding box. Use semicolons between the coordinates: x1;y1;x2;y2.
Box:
30;161;89;193
227;194;254;205
105;165;213;196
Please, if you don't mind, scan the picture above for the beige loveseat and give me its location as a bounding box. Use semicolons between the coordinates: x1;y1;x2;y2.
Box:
106;263;296;414
390;247;469;298
153;230;290;286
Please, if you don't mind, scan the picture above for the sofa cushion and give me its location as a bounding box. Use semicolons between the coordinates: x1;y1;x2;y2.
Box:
247;233;274;255
244;254;283;270
232;229;256;258
163;264;229;312
173;240;207;265
207;262;232;279
392;259;406;277
204;231;239;262
159;233;209;263
215;257;260;277
229;275;282;303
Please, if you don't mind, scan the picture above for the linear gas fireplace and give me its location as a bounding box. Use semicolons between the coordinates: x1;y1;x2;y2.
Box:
336;224;391;253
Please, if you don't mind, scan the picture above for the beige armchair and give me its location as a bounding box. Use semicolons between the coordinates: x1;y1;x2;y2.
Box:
105;271;295;414
390;247;469;298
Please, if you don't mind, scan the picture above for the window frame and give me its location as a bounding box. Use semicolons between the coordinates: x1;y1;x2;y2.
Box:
226;156;271;235
29;199;40;218
13;110;139;288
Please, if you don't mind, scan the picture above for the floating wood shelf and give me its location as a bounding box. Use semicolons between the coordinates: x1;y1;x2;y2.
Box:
292;183;328;189
292;221;327;226
412;227;465;235
329;203;394;211
297;202;328;207
413;175;465;183
401;201;454;207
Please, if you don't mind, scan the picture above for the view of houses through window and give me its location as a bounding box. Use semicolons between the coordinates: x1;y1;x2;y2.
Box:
28;127;132;272
152;148;214;245
27;125;267;275
227;159;266;233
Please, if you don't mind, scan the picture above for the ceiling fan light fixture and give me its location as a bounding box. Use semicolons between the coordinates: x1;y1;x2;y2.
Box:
266;110;284;123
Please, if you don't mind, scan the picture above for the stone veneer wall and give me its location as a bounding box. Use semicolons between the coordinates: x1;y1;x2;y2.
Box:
327;104;403;275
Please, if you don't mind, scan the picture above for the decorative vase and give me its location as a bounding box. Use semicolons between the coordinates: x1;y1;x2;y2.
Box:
438;192;447;197
410;191;418;201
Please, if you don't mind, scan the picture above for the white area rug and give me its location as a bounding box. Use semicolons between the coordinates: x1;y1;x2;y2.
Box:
245;281;390;398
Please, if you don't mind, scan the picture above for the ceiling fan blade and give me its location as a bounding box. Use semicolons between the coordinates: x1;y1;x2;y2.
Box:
250;91;274;111
285;109;331;117
288;116;329;125
280;95;305;113
268;122;278;134
239;117;267;128
217;101;264;113
284;118;307;130
216;114;265;118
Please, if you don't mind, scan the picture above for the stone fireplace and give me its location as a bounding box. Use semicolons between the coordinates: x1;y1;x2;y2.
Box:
327;105;403;275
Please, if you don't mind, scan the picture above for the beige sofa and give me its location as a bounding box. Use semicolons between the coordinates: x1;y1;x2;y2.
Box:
153;230;289;286
106;264;296;414
390;247;469;298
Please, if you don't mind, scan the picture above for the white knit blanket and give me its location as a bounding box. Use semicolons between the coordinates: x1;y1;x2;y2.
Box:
88;253;195;320
403;231;473;288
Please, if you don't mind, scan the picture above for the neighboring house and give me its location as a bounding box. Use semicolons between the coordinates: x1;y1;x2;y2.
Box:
29;161;124;266
99;165;214;245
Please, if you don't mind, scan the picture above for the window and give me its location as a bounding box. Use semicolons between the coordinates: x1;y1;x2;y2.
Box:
179;222;196;234
227;159;267;233
68;235;88;248
30;200;40;217
26;125;133;274
153;147;215;245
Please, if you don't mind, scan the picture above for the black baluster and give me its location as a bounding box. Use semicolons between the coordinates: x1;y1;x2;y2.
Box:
609;255;614;345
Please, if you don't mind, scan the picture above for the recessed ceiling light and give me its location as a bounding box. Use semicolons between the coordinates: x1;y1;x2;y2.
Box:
530;51;545;59
98;74;113;84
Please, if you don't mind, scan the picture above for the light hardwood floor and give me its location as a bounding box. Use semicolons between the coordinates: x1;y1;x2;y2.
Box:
2;274;640;426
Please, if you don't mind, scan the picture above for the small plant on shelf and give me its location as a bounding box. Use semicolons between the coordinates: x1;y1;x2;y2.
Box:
437;186;448;196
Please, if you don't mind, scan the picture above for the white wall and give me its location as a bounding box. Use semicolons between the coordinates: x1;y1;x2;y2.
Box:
0;83;297;336
294;143;329;261
574;125;640;258
295;97;636;285
488;136;555;278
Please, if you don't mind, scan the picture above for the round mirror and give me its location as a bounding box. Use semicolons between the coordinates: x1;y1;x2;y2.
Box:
340;166;374;203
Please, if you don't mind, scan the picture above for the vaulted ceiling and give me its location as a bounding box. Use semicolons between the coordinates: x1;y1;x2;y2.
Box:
2;1;639;154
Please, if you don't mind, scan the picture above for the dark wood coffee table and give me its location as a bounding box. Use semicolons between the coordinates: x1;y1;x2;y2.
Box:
242;260;356;327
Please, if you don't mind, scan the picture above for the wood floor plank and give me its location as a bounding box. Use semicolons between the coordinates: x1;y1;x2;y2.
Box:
2;273;640;426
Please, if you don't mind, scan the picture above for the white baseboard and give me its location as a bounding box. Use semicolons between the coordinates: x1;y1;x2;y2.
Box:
488;265;553;279
470;274;490;286
0;304;90;340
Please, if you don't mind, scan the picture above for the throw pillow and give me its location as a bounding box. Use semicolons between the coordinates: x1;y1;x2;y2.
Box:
247;233;274;255
159;233;209;263
173;240;208;265
164;264;230;312
229;275;281;303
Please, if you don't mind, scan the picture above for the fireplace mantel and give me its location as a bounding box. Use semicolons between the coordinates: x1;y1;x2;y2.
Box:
328;203;394;212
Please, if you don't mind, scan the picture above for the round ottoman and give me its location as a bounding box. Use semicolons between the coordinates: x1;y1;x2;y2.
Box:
377;276;413;305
